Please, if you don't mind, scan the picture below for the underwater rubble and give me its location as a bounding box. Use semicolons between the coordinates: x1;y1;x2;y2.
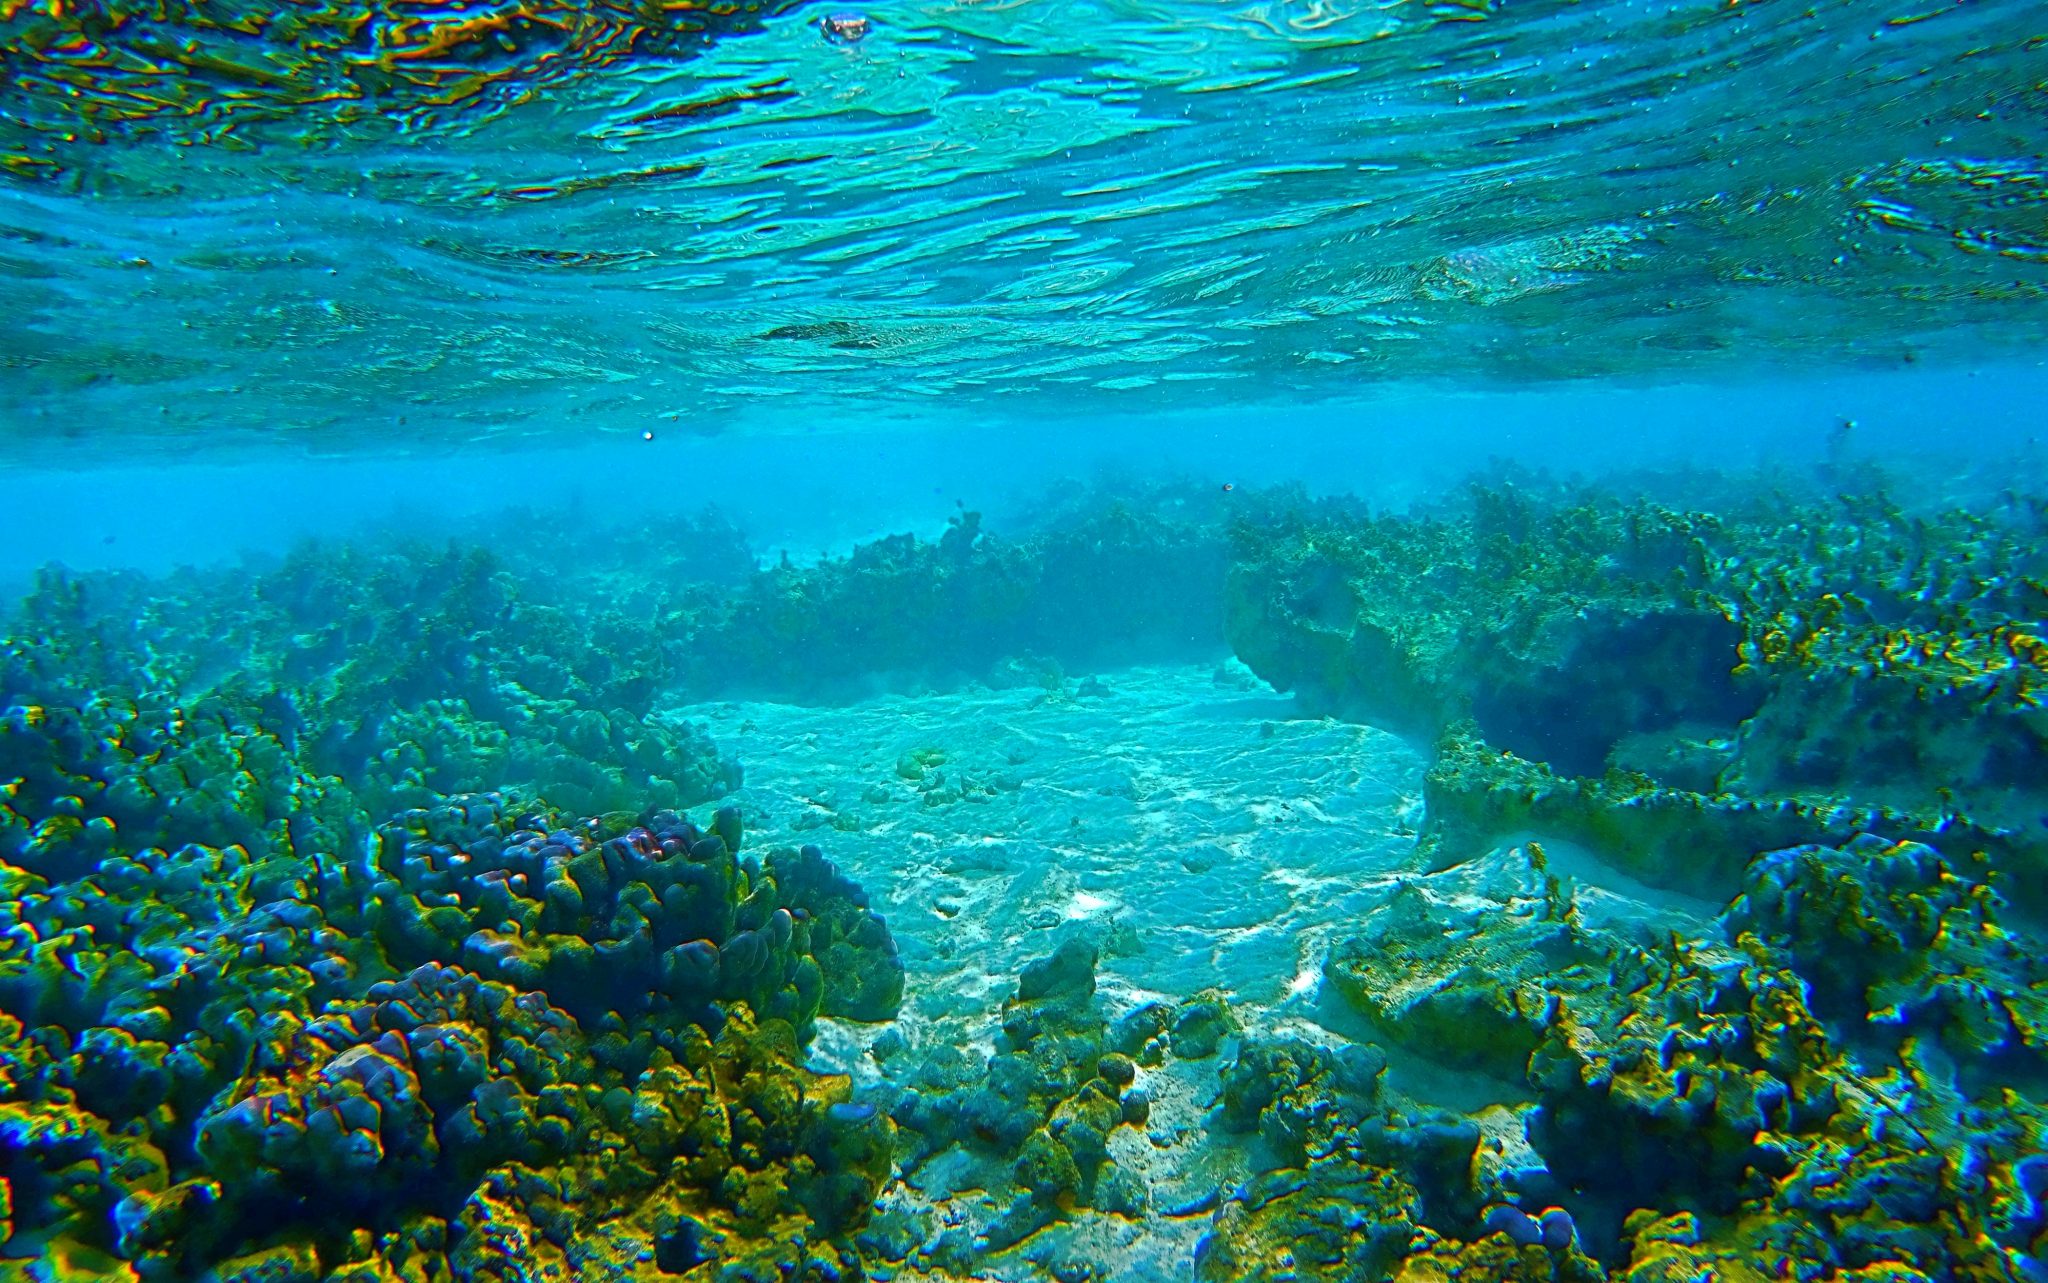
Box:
874;938;1238;1267
1;473;2045;1280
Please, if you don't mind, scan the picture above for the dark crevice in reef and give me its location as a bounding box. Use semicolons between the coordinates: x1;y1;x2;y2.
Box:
654;1218;713;1274
1466;609;1761;779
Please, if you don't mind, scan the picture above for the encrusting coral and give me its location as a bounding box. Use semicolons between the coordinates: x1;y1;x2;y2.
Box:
957;473;2048;1282
1726;833;2048;1065
2;543;746;877
0;488;1252;1280
5;474;2047;1281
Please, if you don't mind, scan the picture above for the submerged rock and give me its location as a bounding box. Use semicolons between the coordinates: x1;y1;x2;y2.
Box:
1017;936;1099;1003
1225;483;2048;908
883;935;1166;1256
1727;833;2048;1063
1195;1162;1421;1283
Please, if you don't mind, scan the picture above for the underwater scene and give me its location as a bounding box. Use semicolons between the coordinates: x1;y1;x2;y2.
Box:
5;0;2048;1281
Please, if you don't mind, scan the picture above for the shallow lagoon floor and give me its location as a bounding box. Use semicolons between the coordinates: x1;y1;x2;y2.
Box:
692;663;1727;1282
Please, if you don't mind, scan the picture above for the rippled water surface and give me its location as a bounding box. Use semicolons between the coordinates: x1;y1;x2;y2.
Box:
4;0;2045;451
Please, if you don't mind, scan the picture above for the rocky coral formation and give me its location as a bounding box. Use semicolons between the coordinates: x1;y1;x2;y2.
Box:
1298;841;2048;1280
673;486;1246;701
1726;833;2048;1066
1;545;744;897
1413;719;2023;902
1218;474;2048;1276
5;475;2045;1282
1227;479;2048;904
1195;1159;1425;1283
0;797;903;1280
1200;1026;1601;1283
867;937;1235;1266
8;483;1240;721
0;685;737;901
1226;484;1746;752
0;694;361;891
1325;856;1596;1077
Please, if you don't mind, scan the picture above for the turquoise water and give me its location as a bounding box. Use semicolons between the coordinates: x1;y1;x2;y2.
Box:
6;0;2048;445
5;2;2048;1282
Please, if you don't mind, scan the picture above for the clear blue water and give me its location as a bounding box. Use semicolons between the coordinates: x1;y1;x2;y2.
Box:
4;3;2048;1281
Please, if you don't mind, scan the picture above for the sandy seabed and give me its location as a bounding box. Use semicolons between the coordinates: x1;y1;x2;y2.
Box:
671;662;1712;1281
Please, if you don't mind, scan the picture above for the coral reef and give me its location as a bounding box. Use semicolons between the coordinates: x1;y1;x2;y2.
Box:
672;487;1246;701
1725;833;2048;1066
1413;719;2022;902
1323;842;1609;1078
0;798;903;1280
883;939;1165;1253
1307;840;2046;1279
0;488;1255;1278
7;482;1241;718
1226;479;2048;902
4;474;2046;1282
1218;475;2048;1276
1202;1027;1600;1283
1;543;745;898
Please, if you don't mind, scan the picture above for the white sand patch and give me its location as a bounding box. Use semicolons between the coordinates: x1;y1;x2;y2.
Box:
671;665;1712;1279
